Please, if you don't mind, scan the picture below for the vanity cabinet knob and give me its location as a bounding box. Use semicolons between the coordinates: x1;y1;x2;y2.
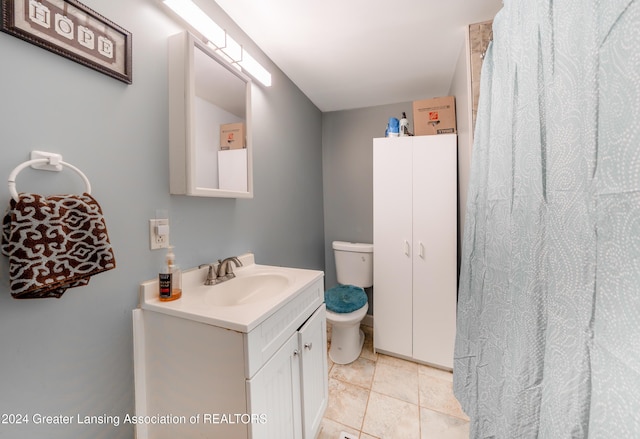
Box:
304;342;313;350
293;349;299;357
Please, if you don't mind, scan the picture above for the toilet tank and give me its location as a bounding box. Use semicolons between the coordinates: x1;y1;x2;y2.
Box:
333;241;374;288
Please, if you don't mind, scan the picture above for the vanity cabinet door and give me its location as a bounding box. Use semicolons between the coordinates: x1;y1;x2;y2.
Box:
247;334;302;439
298;304;328;439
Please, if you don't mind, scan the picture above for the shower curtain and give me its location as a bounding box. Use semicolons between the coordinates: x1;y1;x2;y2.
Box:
454;0;640;437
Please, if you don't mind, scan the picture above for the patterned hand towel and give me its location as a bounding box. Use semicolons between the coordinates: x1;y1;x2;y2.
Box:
1;193;116;299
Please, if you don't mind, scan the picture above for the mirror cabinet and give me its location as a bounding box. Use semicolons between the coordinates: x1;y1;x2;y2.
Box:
169;31;253;198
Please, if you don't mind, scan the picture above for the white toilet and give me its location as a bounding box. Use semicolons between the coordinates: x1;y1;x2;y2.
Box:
325;241;373;365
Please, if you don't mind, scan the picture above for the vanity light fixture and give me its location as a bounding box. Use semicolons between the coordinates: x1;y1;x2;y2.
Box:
206;41;242;71
219;35;242;63
163;0;225;47
162;0;272;87
238;51;272;88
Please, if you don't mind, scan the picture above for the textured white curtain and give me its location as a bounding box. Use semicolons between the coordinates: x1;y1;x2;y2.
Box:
454;0;640;437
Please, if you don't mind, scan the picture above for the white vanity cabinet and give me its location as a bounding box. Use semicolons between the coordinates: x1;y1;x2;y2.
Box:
133;273;327;439
373;135;457;369
247;304;327;439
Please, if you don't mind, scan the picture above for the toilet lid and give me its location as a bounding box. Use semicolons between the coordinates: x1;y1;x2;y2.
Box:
324;285;367;314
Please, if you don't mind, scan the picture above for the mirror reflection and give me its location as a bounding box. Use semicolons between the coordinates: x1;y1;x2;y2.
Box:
194;45;247;192
169;31;253;198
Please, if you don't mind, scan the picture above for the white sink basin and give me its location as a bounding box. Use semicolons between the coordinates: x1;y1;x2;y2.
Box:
204;272;291;307
139;253;324;332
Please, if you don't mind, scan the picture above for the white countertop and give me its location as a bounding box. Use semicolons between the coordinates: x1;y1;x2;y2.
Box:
139;253;324;333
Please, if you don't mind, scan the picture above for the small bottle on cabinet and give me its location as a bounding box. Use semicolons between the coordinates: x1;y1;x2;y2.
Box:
399;112;410;136
159;245;182;301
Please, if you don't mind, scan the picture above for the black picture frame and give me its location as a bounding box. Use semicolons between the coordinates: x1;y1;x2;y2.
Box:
1;0;132;84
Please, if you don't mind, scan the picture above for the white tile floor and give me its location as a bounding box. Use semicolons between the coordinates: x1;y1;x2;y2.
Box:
319;325;469;439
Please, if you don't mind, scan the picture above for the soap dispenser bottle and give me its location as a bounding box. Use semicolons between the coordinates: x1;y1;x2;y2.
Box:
159;245;182;301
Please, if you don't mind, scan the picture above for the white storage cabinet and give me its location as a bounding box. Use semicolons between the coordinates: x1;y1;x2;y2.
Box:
373;134;457;369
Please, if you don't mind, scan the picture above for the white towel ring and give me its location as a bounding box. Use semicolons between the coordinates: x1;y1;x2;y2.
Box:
8;158;92;202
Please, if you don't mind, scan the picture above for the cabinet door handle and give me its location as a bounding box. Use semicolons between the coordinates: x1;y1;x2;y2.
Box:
293;349;299;357
404;240;410;256
304;342;313;350
419;241;425;259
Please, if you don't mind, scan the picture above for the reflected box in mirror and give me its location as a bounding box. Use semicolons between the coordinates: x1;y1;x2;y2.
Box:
220;123;246;150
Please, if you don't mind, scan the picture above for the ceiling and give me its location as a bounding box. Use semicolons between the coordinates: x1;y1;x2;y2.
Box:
211;0;503;112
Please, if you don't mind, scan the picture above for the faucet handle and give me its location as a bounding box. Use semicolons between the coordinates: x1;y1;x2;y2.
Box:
198;264;211;274
198;264;217;285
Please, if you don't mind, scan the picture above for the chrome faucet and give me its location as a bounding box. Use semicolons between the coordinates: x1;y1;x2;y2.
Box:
217;256;243;280
198;264;218;285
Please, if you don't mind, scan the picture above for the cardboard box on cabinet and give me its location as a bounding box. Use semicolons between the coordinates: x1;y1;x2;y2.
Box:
220;122;246;150
412;96;456;135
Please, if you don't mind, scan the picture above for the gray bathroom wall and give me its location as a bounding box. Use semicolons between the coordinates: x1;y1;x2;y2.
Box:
0;1;323;438
321;102;413;313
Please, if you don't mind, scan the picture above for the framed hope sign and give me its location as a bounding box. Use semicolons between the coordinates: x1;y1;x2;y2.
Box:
1;0;132;84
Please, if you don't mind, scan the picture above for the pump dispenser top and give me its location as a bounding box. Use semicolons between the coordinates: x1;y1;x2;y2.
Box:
165;246;175;267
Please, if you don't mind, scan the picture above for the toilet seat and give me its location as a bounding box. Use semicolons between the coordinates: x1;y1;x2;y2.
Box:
324;284;367;314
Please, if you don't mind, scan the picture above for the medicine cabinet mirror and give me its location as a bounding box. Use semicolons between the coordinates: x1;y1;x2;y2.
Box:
169;31;253;198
